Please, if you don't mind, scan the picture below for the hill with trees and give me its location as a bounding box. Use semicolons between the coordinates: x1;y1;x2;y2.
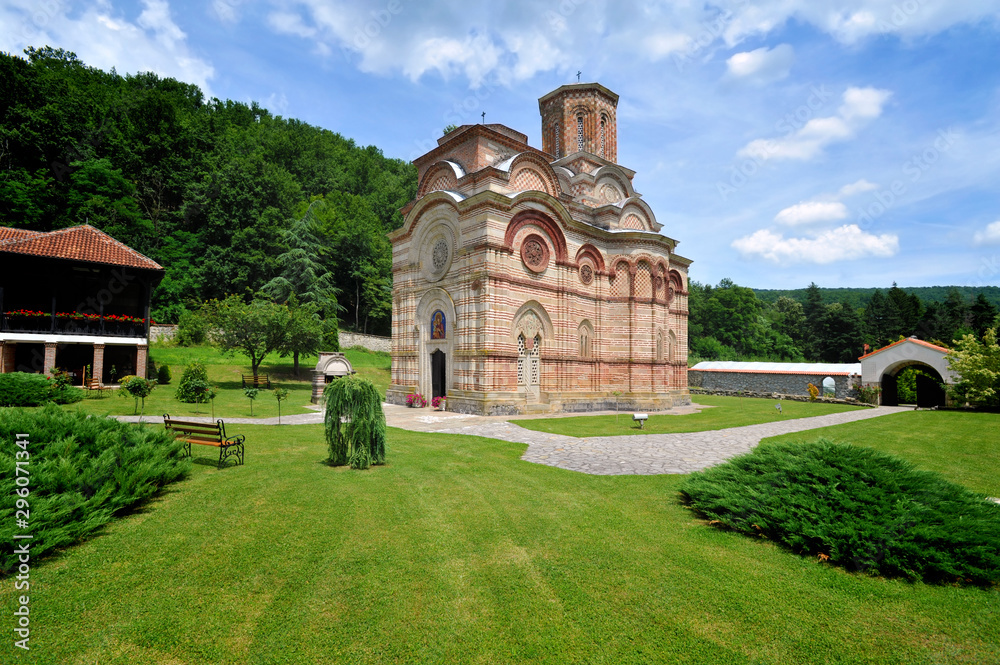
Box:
754;286;1000;310
2;48;996;360
0;47;416;335
692;280;999;364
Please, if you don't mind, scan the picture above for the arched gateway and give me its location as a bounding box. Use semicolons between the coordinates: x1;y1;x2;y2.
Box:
860;338;957;407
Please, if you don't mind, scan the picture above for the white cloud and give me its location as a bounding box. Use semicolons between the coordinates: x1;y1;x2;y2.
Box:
211;0;243;24
974;220;1000;246
268;11;318;39
839;86;893;120
0;0;215;97
725;43;794;84
262;91;289;116
774;201;848;226
738;86;891;161
644;32;692;60
732;224;900;264
838;179;879;197
247;1;1000;89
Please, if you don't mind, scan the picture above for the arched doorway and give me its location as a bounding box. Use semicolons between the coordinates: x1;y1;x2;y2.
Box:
431;350;446;400
880;362;946;407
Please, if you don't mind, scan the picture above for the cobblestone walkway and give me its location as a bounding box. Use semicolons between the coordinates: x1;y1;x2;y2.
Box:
434;406;912;475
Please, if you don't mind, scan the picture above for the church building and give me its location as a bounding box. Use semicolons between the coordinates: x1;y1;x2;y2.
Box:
387;82;691;415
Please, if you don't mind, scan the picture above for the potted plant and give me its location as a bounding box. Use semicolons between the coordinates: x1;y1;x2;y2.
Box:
432;395;447;411
405;392;426;408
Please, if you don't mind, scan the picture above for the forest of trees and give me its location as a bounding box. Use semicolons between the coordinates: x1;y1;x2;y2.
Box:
0;47;416;335
2;48;997;360
691;280;1000;364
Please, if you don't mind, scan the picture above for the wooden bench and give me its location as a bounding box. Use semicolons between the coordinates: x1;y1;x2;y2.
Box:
85;378;107;396
163;414;245;468
242;374;271;389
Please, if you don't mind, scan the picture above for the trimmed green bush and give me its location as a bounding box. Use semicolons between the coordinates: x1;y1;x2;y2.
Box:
0;372;51;406
680;440;1000;586
157;364;171;385
49;369;84;405
176;309;207;346
174;361;210;403
0;405;190;572
324;376;386;469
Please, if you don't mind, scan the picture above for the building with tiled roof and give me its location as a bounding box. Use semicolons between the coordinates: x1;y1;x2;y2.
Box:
0;225;163;270
0;225;164;383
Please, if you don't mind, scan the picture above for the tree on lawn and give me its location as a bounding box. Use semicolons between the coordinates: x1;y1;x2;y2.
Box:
279;300;324;377
202;295;291;380
324;375;386;469
947;327;1000;407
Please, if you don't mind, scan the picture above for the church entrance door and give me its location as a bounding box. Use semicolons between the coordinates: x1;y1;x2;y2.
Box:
431;350;446;399
518;333;541;402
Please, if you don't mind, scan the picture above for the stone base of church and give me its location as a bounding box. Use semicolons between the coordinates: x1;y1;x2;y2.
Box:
386;385;691;416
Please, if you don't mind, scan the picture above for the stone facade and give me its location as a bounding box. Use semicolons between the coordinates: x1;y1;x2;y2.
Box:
388;83;691;415
688;370;857;400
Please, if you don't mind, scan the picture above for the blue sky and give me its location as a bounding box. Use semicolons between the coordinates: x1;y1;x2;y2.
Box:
3;0;1000;291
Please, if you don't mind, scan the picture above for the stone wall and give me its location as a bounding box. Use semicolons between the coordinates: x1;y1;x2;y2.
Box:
150;324;178;342
688;370;857;400
339;332;391;354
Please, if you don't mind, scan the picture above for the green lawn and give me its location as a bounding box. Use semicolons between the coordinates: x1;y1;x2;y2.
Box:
515;394;865;437
65;344;391;419
762;410;1000;496
1;413;997;664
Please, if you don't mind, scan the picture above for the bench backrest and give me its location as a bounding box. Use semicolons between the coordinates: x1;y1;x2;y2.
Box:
163;415;226;442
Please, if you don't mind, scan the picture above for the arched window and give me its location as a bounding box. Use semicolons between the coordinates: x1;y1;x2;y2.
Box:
517;334;526;385
554;122;561;158
577;114;584;152
530;334;541;386
656;330;664;362
600;115;606;158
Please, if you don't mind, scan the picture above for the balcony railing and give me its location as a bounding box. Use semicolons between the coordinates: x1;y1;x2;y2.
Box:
1;312;148;338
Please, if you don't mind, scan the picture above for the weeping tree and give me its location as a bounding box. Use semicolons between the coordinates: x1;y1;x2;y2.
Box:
324;376;386;469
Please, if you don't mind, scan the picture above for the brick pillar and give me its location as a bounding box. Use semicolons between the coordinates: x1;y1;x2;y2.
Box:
92;344;105;383
43;343;57;376
0;342;7;373
135;345;148;380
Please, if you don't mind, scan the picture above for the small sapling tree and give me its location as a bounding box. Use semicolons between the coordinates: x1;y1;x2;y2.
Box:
244;387;259;416
206;384;219;420
273;387;289;424
119;376;156;418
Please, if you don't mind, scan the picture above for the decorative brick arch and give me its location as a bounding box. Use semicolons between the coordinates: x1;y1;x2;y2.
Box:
504;210;568;263
417;161;463;197
506;153;560;197
575;243;606;274
668;269;686;293
607;257;634;279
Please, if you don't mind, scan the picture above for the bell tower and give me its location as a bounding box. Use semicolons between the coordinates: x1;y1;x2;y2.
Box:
538;82;619;163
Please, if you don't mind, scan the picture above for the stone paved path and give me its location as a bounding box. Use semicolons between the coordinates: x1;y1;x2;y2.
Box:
116;403;912;476
433;406;912;475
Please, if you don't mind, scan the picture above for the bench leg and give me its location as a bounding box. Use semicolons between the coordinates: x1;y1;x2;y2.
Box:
218;442;245;468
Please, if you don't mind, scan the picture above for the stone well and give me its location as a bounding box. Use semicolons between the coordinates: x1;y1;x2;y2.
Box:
311;352;356;404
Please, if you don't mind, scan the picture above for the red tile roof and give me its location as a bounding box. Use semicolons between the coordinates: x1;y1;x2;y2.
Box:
0;225;162;270
858;337;950;360
0;227;43;242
